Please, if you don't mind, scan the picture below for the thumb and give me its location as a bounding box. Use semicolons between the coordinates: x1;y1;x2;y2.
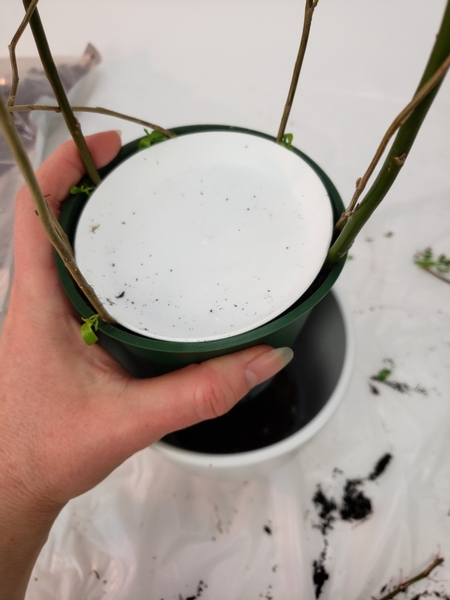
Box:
117;345;294;448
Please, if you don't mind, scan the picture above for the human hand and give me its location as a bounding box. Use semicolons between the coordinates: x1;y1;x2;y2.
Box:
0;131;292;599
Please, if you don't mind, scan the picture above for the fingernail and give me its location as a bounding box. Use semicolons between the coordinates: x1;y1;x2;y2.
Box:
245;347;294;390
113;130;122;137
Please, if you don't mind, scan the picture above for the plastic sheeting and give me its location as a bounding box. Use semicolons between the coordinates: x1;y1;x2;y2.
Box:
0;1;449;598
0;47;100;329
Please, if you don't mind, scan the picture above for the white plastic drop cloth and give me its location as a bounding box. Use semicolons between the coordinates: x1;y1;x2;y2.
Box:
0;47;100;329
0;1;449;598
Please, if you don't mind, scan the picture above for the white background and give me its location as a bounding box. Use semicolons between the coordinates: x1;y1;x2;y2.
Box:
1;1;450;598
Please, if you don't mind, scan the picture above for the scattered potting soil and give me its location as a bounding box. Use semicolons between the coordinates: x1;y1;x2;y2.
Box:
339;478;372;522
173;580;207;600
369;359;428;396
369;382;380;395
314;452;392;530
313;476;374;532
371;378;428;395
368;453;393;481
312;487;337;535
263;524;273;535
258;584;274;600
311;453;393;597
312;544;329;599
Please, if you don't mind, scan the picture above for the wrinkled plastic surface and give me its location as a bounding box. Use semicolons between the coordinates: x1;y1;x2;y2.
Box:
0;0;449;598
0;46;100;330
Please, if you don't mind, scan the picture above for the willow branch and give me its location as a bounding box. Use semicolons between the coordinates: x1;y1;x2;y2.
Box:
23;0;100;184
7;0;39;106
335;50;450;230
327;0;450;264
276;0;318;143
0;95;114;324
7;104;175;138
375;557;444;600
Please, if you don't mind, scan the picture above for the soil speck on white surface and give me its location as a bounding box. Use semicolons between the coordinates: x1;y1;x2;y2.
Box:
311;454;393;597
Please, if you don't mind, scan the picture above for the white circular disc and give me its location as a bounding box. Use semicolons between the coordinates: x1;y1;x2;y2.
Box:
74;131;333;342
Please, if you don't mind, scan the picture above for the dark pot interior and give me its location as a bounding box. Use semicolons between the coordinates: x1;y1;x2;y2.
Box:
161;290;347;454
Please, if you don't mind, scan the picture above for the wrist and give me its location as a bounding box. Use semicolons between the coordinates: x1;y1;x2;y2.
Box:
0;499;62;600
0;464;63;600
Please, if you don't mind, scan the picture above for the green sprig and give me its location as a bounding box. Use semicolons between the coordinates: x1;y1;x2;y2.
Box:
280;133;294;150
373;368;392;382
414;247;450;273
81;314;100;345
70;184;95;196
138;128;169;150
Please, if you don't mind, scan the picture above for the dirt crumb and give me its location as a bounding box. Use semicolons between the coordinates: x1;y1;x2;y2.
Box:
311;453;393;597
312;546;329;599
180;580;207;600
312;487;337;534
339;478;372;522
368;453;393;481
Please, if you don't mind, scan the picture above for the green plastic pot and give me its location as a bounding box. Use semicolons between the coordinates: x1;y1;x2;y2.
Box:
57;125;346;376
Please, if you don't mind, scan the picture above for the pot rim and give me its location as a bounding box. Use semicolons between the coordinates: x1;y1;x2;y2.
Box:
73;130;334;343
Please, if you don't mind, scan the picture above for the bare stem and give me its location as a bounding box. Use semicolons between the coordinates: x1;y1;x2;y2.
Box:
327;0;450;264
7;0;39;106
335;51;450;230
0;95;114;324
22;0;100;184
7;104;175;138
276;0;318;143
416;266;450;285
375;557;444;600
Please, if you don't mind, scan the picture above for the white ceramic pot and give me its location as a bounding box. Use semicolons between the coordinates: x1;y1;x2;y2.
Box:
151;286;355;479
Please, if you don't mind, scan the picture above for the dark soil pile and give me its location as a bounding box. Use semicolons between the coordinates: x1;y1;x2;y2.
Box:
312;487;337;535
339;478;372;521
311;453;393;598
312;545;329;599
368;453;392;480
